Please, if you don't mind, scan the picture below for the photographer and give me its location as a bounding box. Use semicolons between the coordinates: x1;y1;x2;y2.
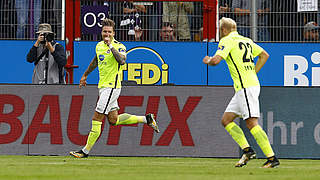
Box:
27;23;66;84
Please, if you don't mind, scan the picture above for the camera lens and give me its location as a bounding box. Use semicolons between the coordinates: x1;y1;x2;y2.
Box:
46;33;54;42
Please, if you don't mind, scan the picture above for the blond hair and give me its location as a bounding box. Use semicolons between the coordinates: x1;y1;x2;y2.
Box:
219;17;237;31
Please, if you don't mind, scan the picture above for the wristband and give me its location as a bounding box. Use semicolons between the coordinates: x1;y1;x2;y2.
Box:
108;44;114;49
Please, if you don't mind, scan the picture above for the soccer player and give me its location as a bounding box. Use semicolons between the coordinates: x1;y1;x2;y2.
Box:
202;17;280;168
70;18;160;158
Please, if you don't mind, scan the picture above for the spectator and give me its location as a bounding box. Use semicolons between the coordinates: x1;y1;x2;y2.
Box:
160;22;177;41
163;2;194;41
120;1;146;41
270;0;303;41
219;0;233;19
318;1;320;28
303;21;319;41
232;0;270;41
15;0;42;39
134;26;144;41
148;1;163;41
52;0;63;38
26;23;66;84
0;0;15;38
190;1;203;41
194;27;203;41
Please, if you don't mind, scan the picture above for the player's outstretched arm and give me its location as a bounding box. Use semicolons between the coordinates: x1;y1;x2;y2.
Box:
255;50;269;73
203;55;223;66
79;56;98;88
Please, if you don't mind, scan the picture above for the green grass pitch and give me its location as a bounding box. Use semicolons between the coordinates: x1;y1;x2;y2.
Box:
0;155;319;180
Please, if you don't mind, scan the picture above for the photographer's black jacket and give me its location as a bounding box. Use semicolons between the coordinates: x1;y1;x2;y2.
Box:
27;41;67;84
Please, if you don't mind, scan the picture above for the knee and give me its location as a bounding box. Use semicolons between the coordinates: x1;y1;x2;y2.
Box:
246;122;256;130
92;112;105;123
108;116;118;125
221;112;236;127
245;118;258;130
221;118;230;127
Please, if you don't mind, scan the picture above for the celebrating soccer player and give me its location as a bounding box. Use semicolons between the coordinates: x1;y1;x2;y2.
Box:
70;18;160;158
203;17;280;168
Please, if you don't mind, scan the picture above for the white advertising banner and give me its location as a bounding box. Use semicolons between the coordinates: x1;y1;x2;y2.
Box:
297;0;318;12
0;85;238;157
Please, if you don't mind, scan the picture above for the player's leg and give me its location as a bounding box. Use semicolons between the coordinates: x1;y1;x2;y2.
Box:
108;110;160;133
246;118;280;168
82;112;105;154
106;88;160;132
246;117;274;157
222;112;256;167
102;87;145;126
225;89;257;167
222;112;250;150
70;87;113;158
223;91;251;150
70;111;105;158
108;110;146;125
245;86;279;168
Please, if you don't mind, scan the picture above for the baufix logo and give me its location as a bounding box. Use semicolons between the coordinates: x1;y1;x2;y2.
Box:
0;94;201;146
119;47;169;85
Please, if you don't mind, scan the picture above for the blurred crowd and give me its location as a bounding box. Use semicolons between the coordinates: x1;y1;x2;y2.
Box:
0;0;62;40
0;0;320;42
220;0;320;42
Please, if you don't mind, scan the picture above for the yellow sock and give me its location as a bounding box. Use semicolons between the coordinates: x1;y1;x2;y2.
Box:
115;113;146;125
83;120;102;154
250;125;275;157
225;122;250;149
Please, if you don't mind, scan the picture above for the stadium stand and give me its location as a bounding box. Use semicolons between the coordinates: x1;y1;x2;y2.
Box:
0;0;319;42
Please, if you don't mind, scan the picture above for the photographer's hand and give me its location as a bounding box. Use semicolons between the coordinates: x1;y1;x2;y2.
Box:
46;41;54;53
34;34;44;47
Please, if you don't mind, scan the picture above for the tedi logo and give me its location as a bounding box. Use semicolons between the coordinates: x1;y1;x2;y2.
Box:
284;52;320;86
120;46;169;85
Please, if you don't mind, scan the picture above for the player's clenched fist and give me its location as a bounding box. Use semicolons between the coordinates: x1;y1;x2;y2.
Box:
79;76;87;88
104;37;111;45
203;56;211;64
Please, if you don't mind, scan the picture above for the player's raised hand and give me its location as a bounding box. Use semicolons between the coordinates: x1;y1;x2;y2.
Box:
79;76;87;88
104;37;111;45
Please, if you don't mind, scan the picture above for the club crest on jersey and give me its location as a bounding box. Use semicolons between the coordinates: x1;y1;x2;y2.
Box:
218;45;225;50
99;54;105;61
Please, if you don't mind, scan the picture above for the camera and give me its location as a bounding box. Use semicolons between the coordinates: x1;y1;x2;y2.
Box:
40;33;54;43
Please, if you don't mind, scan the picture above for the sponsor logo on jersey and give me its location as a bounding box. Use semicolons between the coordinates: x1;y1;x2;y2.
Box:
99;54;105;61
